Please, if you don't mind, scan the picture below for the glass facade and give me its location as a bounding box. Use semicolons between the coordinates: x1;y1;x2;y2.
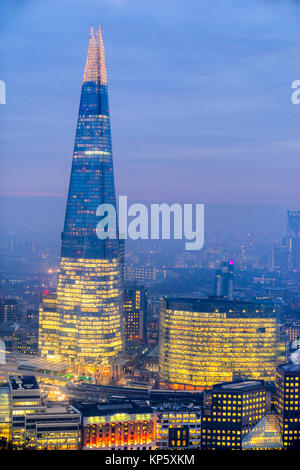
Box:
39;27;124;368
159;298;285;389
241;414;282;450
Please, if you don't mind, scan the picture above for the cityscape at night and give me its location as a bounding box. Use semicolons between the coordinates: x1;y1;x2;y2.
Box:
0;0;300;460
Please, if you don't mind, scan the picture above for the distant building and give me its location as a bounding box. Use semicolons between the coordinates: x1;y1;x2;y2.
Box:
284;319;300;343
124;284;148;343
0;299;18;323
275;362;300;449
147;319;159;344
159;298;285;390
272;245;289;273
282;210;300;272
12;325;38;355
124;265;158;282
26;309;39;322
155;406;201;449
201;380;266;450
0;321;38;355
215;260;234;300
74;401;155;450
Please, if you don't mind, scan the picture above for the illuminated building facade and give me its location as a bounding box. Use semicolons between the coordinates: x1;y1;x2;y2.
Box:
155;407;201;449
0;385;11;444
9;375;47;448
284;319;300;343
26;406;81;450
74;401;155;450
159;298;285;390
8;375;80;449
124;284;148;343
241;414;282;450
275;362;300;449
201;380;266;450
39;27;124;373
38;291;57;358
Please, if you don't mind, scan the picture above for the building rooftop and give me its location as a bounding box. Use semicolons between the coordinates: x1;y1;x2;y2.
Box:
164;297;276;317
278;362;300;372
73;400;152;418
30;405;79;415
18;356;69;373
213;380;265;392
9;375;39;390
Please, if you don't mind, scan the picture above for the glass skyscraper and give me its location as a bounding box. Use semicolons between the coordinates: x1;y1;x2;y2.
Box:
39;27;124;376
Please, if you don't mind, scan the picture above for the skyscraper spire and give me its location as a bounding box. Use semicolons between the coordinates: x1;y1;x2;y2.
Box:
83;25;107;85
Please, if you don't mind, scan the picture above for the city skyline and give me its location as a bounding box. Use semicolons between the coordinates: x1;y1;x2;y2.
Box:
1;0;300;208
0;0;300;455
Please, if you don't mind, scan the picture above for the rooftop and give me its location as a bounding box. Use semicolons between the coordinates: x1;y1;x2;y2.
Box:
18;356;69;373
73;400;152;418
9;375;39;391
213;380;265;392
164;297;276;318
242;415;282;450
278;362;300;372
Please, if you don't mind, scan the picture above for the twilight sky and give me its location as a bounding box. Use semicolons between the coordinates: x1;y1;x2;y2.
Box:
0;0;300;206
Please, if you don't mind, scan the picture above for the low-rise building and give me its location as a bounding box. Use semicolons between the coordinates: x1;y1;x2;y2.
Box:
154;405;201;449
74;401;155;450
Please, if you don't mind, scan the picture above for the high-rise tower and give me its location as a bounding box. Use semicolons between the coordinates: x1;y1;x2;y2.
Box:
39;27;124;376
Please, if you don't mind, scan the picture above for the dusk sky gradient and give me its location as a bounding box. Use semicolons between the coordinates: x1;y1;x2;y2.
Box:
1;0;300;208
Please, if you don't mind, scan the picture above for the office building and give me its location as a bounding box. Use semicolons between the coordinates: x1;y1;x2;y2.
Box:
201;380;266;450
7;375;80;449
0;384;11;444
215;260;234;300
159;298;285;390
275;361;300;449
155;406;201;449
285;319;300;343
38;291;58;358
272;245;289;274
124;284;148;342
25;405;81;450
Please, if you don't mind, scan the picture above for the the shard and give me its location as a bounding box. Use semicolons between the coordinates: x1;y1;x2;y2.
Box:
39;27;124;377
